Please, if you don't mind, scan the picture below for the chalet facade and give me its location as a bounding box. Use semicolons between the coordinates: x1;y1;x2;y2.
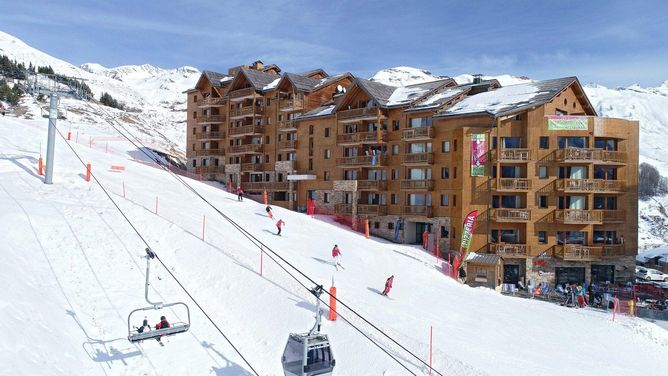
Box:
185;62;639;287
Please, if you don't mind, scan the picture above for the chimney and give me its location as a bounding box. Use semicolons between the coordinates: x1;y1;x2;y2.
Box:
472;74;483;84
251;60;264;70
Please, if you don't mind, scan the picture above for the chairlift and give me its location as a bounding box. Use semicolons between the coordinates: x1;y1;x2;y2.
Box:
127;248;190;343
282;285;336;376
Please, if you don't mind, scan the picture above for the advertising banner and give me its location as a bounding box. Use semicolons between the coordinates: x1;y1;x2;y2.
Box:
546;115;588;130
470;133;486;176
453;210;478;281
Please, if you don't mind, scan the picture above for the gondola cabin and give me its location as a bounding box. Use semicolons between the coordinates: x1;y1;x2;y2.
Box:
282;333;335;376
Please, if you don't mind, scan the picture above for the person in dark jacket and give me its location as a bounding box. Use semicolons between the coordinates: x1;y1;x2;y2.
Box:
137;317;150;334
266;205;273;219
155;315;170;342
381;275;394;296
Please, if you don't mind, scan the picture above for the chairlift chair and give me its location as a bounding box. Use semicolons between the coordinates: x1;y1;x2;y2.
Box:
127;248;190;343
282;285;335;376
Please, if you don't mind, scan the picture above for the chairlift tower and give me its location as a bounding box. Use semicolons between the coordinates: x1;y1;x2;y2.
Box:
44;92;58;184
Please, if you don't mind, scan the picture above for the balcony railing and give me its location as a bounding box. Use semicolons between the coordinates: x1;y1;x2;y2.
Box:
358;204;388;216
230;106;265;118
228;144;264;154
602;210;626;223
400;179;434;190
401;152;434;165
241;181;289;191
338;107;380;121
228;125;264;137
556;179;625;193
196;115;226;124
278;140;297;150
336;131;387;145
555;148;627;164
240;163;267;173
402;205;433;217
334;203;352;215
491;208;531;222
555;209;603;224
194;131;225;140
494;178;531;191
279;98;305;111
196;97;226;107
193;148;225;157
228;87;258;100
278;120;297;131
490;243;529;258
402;127;434;140
602;244;625;257
494;148;532;162
357;180;387;191
194;166;224;174
336;155;386;167
554;245;603;261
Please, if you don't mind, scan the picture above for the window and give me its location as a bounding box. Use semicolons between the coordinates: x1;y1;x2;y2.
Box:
593;230;616;244
558;136;587;149
266;98;271;106
390;120;398;131
438;167;448;179
556;231;586;245
308;159;313;170
392;144;399;155
265;136;270;144
513;114;522;121
374;222;380;229
452;194;457;207
324;149;331;159
502;137;521;148
594;167;617;180
309;125;314;135
453;139;457;151
277;154;282;161
192;143;195;151
324;171;330;181
192;112;197;119
538;231;547;244
452;227;456;240
410;117;432;127
388;222;394;230
453;167;457;179
491;229;519;243
539;166;548;179
591;265;615;284
538;195;548;208
540;136;549;149
442;141;450;152
391;194;397;204
193;95;198;102
192;159;196;167
392;169;398;180
323;193;330;203
325;128;331;137
441;194;449;206
265;155;270;163
278;114;283;121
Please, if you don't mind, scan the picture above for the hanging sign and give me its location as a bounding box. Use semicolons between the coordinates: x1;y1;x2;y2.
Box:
546;115;588;130
470;133;486;176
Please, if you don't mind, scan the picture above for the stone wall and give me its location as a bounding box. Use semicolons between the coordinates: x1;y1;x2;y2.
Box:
523;255;635;286
367;215;451;250
275;161;295;173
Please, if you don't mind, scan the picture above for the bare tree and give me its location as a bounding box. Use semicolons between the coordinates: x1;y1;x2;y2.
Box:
639;162;662;200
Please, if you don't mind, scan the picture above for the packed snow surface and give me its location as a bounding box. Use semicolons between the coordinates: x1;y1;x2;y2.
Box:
1;97;667;375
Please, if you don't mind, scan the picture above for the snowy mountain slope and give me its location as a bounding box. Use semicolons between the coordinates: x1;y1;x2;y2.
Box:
0;30;199;155
2;103;668;375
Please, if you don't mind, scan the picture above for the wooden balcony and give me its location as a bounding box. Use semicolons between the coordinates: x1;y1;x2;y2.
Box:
493;178;531;191
400;179;434;190
228;144;264;155
357;180;387;191
336;131;387;145
556;179;624;193
402;127;434;141
230;106;264;118
401;152;434;165
278;119;297;131
337;107;380;122
555;148;627;164
229;87;258;101
194;131;225;140
602;210;626;223
490;243;529;258
494;148;531;162
280;98;305;112
228;125;264;137
196;115;226;124
554;245;603;261
197;97;226;107
240;163;267;173
554;209;603;224
602;244;625;257
193;148;225;157
194;166;224;174
278;139;297;151
491;208;531;222
336;155;386;168
401;205;433;217
241;181;289;192
358;204;388;216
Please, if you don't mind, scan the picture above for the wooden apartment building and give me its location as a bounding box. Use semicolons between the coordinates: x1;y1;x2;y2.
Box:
185;62;639;287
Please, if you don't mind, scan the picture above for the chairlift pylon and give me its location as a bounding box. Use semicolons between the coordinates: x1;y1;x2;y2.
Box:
282;285;335;376
127;248;190;343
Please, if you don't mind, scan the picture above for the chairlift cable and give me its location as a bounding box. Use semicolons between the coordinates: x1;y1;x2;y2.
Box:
48;121;260;376
88;101;441;375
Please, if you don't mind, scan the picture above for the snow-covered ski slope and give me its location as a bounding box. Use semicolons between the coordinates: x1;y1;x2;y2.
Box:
1;106;667;375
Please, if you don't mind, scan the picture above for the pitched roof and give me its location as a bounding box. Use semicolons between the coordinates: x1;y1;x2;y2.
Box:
466;252;501;265
356;78;398;107
239;68;281;91
284;72;321;92
300;68;329;78
203;70;231;86
405;86;470;113
436;77;596;118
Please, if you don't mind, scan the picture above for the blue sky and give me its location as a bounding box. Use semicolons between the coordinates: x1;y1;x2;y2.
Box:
2;1;667;86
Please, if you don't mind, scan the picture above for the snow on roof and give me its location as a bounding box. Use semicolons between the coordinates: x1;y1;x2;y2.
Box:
387;85;431;106
296;105;336;120
220;76;234;84
466;252;501;265
263;77;281;91
406;87;466;112
437;77;576;118
637;246;668;263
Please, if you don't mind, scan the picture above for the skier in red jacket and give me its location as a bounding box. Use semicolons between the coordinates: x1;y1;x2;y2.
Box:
381;275;394;296
332;244;342;270
236;187;244;201
276;219;285;236
154;315;170;343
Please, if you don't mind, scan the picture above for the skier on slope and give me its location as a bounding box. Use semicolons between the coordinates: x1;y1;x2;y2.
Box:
154;315;170;344
381;275;394;296
332;244;342;270
236;186;244;201
276;219;285;236
422;230;429;250
266;205;274;219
